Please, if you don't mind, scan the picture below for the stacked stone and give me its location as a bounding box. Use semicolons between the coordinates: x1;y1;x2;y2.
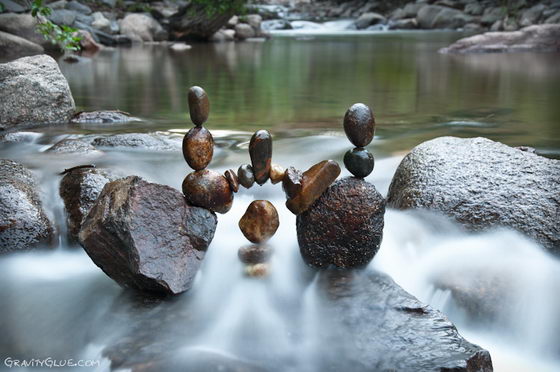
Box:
342;103;375;178
181;86;233;214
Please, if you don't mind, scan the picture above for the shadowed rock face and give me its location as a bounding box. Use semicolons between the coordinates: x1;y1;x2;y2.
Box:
0;159;54;253
79;176;217;295
387;136;560;254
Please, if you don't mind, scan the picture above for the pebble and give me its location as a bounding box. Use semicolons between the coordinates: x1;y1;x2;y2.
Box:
238;244;272;264
188;86;210;126
245;263;269;277
238;200;280;243
269;163;285;184
182;126;214;170
343;147;374;178
182;170;233;214
249;130;272;185
343;103;375;147
237;164;255;189
282;166;303;199
224;169;239;192
286;160;341;215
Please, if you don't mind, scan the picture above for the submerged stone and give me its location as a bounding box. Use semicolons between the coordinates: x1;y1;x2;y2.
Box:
238;244;272;264
343;103;375;147
237;164;255;189
182;126;214;170
188;86;210;126
245;263;269;278
249;130;272;185
239;200;279;244
182;169;233;214
343;147;374;178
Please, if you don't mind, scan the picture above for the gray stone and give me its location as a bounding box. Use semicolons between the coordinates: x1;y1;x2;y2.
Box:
261;19;292;31
354;12;385;29
210;29;235;42
75;13;93;25
464;2;483;16
0;14;48;47
481;7;504;26
66;0;92;15
70;110;138;124
119;13;167;42
91;133;181;152
0;31;43;61
46;138;99;154
234;23;255;40
48;9;77;26
520;4;546;27
0;159;54;254
545;12;560;24
0;0;27;12
0;55;75;128
245;14;262;30
389;18;417;30
440;24;560;53
417;5;471;29
387;137;560;253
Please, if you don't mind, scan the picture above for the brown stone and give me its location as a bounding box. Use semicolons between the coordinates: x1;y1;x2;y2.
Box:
286;160;341;215
237;164;255;189
182;170;233;214
188;86;209;126
224;169;239;192
343;103;375;147
282;166;303;199
269;163;285;184
238;244;272;264
249;130;272;185
182;126;214;170
238;200;279;243
245;263;269;277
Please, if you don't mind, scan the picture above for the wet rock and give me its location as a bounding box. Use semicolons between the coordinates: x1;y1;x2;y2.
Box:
182;170;233;214
91;133;180;152
297;177;385;268
210;29;235;42
188;86;210;126
60;167;121;239
237;164;255;189
354;12;385;30
0;159;54;254
0;31;43;61
343;103;375;147
0;55;75;128
235;23;256;40
224;169;239;192
417;5;471;29
119;13;168;42
169;42;192;51
169;3;234;40
238;244;272;264
239;200;279;244
249;130;272;185
389;18;417;30
343;147;374;178
387;136;560;253
282;166;303;199
182;126;214;170
261;19;292;31
440;24;560;53
269;163;285;184
70;110;138;124
286;160;341;215
0;131;41;144
79;176;217;295
46;138;99;155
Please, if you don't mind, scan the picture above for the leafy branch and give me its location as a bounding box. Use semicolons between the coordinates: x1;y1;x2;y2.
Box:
30;0;82;51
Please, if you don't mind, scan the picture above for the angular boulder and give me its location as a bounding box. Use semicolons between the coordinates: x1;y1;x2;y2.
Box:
79;176;217;295
0;55;75;128
0;159;54;254
387;137;560;253
440;24;560;53
169;3;234;40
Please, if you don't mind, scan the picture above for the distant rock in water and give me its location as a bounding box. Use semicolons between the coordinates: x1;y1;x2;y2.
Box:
0;160;54;254
387;136;560;253
0;55;75;128
91;133;181;152
79;176;217;295
70;111;139;124
440;24;560;53
46;138;101;155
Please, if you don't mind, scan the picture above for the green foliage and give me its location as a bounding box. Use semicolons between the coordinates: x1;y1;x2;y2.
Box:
30;0;82;51
0;3;5;13
191;0;247;16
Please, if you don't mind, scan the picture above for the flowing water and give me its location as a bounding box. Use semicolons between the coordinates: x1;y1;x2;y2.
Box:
1;32;560;371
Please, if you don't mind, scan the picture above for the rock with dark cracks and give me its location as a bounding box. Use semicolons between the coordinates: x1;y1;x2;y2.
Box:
79;176;217;295
387;136;560;253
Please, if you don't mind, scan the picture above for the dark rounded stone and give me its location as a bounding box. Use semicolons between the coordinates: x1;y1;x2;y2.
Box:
188;86;210;126
182;126;214;170
343;147;374;178
297;177;385;268
249;130;272;185
238;244;272;264
282;166;303;199
239;200;280;243
224;169;239;193
182;170;233;214
237;164;255;189
343;103;375;147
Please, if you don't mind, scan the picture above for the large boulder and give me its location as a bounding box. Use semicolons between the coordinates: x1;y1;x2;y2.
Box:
0;13;54;49
0;159;54;254
119;13;168;42
354;12;385;29
387;137;560;253
169;3;235;40
79;176;217;295
59;167;121;239
0;31;43;61
91;133;181;152
417;5;471;29
0;55;75;128
440;24;560;53
297;177;385;268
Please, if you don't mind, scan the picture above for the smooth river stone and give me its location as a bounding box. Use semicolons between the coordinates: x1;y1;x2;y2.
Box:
249;130;272;185
237;164;255;189
282;166;303;199
245;263;269;277
224;169;239;192
182;126;214;170
238;244;272;264
343;103;375;147
269;163;285;184
286;160;341;215
238;200;280;243
188;86;209;126
343;147;374;178
182;170;233;214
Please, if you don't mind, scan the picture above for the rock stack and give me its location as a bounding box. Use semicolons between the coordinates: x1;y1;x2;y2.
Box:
181;86;233;214
296;103;385;269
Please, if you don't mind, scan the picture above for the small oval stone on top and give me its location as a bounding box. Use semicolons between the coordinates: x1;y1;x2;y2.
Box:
188;86;210;127
343;103;375;147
